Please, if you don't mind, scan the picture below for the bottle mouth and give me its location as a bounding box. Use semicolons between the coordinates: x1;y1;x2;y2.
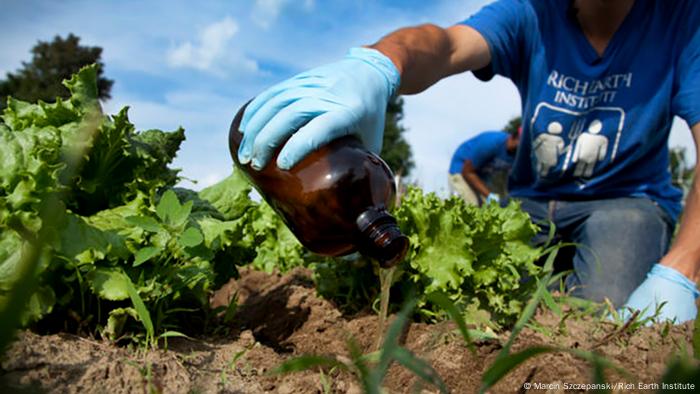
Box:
356;208;409;268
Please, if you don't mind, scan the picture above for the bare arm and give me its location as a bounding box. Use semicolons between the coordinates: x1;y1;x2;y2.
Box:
660;122;700;283
461;160;492;198
369;24;491;95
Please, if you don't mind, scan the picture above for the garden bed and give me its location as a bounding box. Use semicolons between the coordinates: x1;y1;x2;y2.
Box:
2;267;694;394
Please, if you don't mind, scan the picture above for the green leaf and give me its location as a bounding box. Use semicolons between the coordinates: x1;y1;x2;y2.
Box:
86;268;129;301
126;215;161;232
156;189;180;223
371;296;418;387
658;357;700;392
124;274;154;344
427;292;475;353
542;289;562;316
105;307;138;340
481;346;555;391
59;211;129;264
273;355;347;375
199;169;254;221
157;189;192;226
392;346;448;394
172;200;193;227
22;286;56;326
0;232;25;288
223;293;238;324
63;64;99;107
158;331;189;339
133;246;162;267
178;227;204;248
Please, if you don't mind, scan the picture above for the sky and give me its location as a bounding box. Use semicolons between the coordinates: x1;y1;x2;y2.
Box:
1;0;694;195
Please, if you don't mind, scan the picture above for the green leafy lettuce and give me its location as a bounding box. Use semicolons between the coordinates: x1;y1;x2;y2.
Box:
0;66;257;338
314;187;543;327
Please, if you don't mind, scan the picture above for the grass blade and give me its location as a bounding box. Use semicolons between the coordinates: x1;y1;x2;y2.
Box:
541;284;562;316
482;345;628;393
427;292;475;352
124;275;154;346
658;357;700;392
273;355;347;375
481;345;555;389
159;330;189;339
392;346;448;394
590;355;610;394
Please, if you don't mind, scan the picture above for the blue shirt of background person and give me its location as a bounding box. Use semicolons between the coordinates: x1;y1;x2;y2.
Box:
449;131;515;185
462;0;700;222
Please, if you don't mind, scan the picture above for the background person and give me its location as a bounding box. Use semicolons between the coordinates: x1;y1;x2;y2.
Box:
448;121;521;206
235;0;700;323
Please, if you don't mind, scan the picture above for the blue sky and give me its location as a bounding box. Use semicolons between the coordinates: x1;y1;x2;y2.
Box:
1;0;694;193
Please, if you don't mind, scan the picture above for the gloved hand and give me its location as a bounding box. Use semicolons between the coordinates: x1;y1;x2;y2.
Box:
238;47;401;170
618;264;699;324
485;193;500;204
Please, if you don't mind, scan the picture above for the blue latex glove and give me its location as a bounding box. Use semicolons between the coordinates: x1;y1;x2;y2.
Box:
485;193;500;204
238;47;400;170
619;264;699;324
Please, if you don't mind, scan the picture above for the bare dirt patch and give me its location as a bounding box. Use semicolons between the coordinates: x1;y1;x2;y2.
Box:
1;267;695;393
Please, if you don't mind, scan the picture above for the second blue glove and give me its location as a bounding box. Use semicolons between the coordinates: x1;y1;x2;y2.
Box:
619;264;699;324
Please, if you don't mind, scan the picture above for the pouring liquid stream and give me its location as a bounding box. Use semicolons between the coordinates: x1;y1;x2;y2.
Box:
374;265;397;351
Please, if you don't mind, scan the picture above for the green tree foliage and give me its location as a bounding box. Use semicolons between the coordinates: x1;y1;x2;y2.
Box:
503;116;522;136
0;34;113;110
381;96;414;177
670;147;694;199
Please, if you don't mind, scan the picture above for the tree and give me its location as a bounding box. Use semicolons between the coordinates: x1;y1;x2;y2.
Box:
381;96;414;177
503;116;522;135
670;147;694;200
0;34;113;110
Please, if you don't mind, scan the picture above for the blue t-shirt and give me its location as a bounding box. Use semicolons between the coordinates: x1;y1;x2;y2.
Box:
449;131;515;184
462;0;700;221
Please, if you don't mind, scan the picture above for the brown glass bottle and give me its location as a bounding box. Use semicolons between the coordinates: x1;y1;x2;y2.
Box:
228;103;409;267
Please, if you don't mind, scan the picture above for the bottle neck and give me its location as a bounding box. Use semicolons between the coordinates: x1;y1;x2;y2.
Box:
356;208;409;268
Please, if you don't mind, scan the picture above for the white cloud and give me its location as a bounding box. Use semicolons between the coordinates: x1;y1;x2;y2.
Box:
251;0;315;29
167;17;257;75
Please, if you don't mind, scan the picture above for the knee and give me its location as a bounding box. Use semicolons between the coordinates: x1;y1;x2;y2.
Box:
585;204;671;250
587;205;660;229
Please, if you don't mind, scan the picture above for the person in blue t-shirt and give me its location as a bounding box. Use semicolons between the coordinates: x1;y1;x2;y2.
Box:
449;126;520;206
234;0;700;324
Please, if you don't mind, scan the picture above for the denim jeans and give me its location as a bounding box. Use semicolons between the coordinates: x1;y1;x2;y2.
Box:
516;197;675;307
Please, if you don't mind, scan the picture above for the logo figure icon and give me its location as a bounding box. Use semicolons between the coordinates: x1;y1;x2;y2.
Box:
533;121;566;176
529;102;625;182
572;119;608;178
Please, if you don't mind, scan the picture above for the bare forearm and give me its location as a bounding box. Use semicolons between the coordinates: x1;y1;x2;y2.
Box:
660;176;700;282
369;24;490;95
463;173;491;197
660;123;700;282
461;161;491;197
